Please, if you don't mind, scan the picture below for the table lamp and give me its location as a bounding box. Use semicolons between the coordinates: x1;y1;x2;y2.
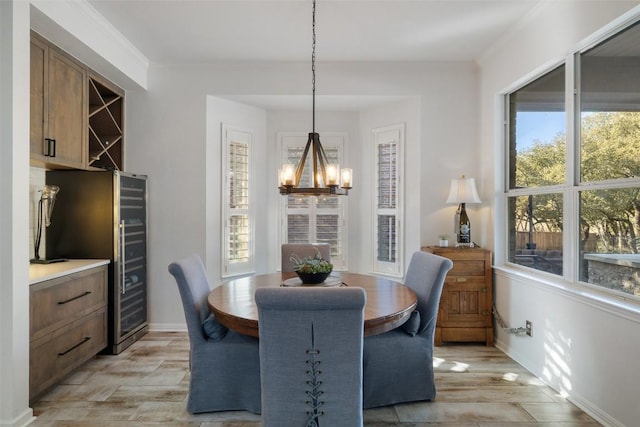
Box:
446;175;481;246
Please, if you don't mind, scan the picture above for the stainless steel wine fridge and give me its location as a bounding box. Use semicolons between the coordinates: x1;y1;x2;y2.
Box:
46;170;148;354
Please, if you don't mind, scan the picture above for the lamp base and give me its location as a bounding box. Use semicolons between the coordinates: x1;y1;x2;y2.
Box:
30;258;68;264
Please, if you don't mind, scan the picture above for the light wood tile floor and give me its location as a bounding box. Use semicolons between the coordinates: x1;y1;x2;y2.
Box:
31;331;600;426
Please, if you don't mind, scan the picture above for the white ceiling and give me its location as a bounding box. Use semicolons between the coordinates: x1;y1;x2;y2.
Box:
85;0;543;110
87;0;542;64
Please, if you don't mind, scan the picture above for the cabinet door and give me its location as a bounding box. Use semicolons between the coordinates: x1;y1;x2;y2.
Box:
30;37;47;158
439;279;491;327
47;49;86;168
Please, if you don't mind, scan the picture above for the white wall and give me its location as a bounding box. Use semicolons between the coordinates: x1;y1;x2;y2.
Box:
0;1;34;425
359;98;423;276
206;97;269;279
122;61;477;329
124;83;271;329
477;2;640;426
16;0;478;347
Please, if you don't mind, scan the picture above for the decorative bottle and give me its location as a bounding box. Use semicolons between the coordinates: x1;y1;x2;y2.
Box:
458;203;471;244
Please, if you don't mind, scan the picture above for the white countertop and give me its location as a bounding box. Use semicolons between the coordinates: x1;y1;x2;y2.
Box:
29;259;110;285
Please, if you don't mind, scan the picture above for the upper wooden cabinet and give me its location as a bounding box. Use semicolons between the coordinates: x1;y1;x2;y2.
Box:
30;34;87;169
30;33;124;171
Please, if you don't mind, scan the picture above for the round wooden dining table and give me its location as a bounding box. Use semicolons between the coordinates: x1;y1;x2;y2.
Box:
207;272;417;337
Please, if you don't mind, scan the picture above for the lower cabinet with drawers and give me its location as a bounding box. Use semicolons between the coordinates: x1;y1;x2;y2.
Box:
29;263;108;401
421;246;494;346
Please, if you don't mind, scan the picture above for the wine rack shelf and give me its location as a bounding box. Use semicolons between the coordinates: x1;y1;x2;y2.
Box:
88;76;123;171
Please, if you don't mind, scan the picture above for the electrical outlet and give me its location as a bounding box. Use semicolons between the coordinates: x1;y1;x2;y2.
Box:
525;320;533;337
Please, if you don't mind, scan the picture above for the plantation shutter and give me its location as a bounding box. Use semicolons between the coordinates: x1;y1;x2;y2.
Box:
222;125;254;277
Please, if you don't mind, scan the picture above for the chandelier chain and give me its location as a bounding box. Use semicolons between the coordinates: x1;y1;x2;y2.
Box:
277;0;351;196
312;0;316;133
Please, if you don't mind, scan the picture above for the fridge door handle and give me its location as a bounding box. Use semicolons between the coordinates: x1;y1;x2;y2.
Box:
120;220;126;294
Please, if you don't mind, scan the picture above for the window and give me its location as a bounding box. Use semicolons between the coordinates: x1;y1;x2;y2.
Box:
504;20;640;300
577;21;640;294
222;125;254;277
279;132;347;270
372;124;404;277
506;64;565;276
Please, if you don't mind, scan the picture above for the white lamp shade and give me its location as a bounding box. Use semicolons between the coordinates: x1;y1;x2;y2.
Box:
446;176;481;204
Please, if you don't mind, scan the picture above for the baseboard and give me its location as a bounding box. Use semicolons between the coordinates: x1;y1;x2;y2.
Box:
147;323;187;332
0;408;34;427
495;338;623;427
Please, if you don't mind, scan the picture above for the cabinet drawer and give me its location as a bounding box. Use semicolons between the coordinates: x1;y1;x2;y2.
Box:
449;259;486;277
30;307;107;400
30;266;107;340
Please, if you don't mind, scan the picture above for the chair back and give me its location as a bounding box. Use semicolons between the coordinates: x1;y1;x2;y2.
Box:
168;254;212;344
281;242;331;272
256;287;366;427
403;251;454;336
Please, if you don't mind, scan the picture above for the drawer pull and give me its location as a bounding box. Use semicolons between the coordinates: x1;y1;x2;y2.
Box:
58;291;92;305
456;277;468;282
58;337;91;356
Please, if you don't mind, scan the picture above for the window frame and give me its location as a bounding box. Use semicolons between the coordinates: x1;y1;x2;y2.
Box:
221;124;255;278
500;16;640;303
371;123;405;277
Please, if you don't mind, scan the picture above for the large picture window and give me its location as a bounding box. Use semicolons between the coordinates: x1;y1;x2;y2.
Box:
504;20;640;300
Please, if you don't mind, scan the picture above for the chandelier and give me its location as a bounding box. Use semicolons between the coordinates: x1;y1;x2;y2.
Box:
278;0;352;196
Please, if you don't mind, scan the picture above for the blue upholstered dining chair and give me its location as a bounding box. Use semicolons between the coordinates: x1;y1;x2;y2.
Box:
362;251;453;408
281;242;331;272
255;287;366;427
168;254;261;414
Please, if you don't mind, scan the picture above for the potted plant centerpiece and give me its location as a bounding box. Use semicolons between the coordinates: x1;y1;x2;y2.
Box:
290;250;333;284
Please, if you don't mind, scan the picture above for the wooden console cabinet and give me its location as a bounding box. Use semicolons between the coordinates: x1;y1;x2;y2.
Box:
421;246;494;346
29;265;108;402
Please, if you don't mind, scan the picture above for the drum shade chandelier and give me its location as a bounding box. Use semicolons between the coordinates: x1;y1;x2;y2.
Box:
278;0;352;196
